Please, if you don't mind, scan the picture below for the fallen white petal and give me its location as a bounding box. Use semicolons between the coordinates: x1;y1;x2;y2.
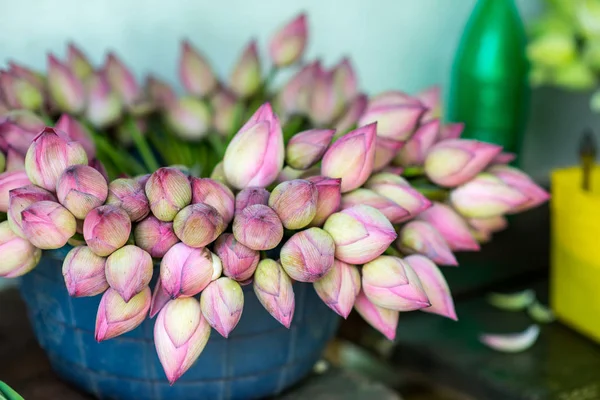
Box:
480;324;540;353
528;301;555;324
486;289;535;311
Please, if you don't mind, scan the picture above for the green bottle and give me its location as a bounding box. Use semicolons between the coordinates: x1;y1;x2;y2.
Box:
448;0;529;160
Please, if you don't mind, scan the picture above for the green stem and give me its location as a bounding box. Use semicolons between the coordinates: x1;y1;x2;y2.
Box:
401;166;425;178
283;115;306;144
384;246;403;257
263;66;279;92
93;134;146;176
124;116;160;172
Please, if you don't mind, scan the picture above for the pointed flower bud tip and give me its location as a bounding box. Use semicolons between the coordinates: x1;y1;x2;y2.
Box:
105;245;153;302
47;54;86;114
394;119;440;167
56;165;108;219
229;40;261;98
417;202;479;252
313;259;360;318
253;259;295;328
160;243;214;298
200;277;244;337
358;102;424;141
190;177;235;224
95;287;151;342
397;221;458;266
269;14;308;67
354;290;398;340
286;129;335;170
179;40;217;97
214;233;259;282
306;176;342;227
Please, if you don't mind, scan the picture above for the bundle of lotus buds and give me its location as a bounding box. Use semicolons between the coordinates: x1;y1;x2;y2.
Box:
0;14;549;384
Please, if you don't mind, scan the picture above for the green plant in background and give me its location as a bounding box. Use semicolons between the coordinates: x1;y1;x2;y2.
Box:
0;382;24;400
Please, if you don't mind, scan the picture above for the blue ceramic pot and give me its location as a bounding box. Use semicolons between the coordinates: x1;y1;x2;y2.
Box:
19;247;340;400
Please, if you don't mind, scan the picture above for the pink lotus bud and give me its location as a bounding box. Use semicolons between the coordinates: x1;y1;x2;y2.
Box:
105;245;153;302
394;119;440;167
150;278;170;318
21;200;76;249
165;96;211;140
323;204;396;264
276;62;316;116
84;70;122;128
160;242;214;298
362;255;429;311
313;259;360;318
47;54;86;114
134;215;179;258
450;173;529;219
154;297;211;384
223;103;284;189
405;255;457;320
333;57;358;101
0;220;41;278
67;42;93;80
0;71;43;110
280;227;335;282
417;202;479;251
341;188;409;224
358;102;425;141
56;165;108;219
229;41;261;98
424;139;502;187
179;40;217;97
214;233;259;283
7;185;56;237
488;165;550;213
0;121;37;156
0;170;31;212
321;124;376;193
439;122;464;141
173;203;225;248
308;64;343;126
55;114;96;159
62;246;108;297
397;221;457;266
233;204;284;251
210;89;239;136
268;179;318;230
286;129;335;170
253;259;295;328
146;75;177;108
335;93;368;134
269;14;308;67
373;137;404;171
95;287;151;342
145;167;192;222
468;215;508;238
354;290;398;340
25;128;88;191
369;91;423;108
365;173;431;223
190;177;235;224
492;152;516;165
7;61;45;91
105;52;140;107
306;176;342;227
106;178;150;222
416;86;441;122
200;277;244;337
83;205;132;256
235;187;270;211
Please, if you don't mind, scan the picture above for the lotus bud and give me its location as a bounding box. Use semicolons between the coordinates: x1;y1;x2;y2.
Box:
0;122;36;156
214;233;259;283
308;64;342;126
154;297;211;384
7;61;45;90
493;152;516;165
365;173;431;223
67;42;93;80
179;40;217;97
95;287;151;342
190;177;235;224
83;205;132;256
84;70;122;128
417;203;479;251
232;204;283;251
369;90;430;108
211;89;239;136
106;178;150;222
235;187;270;211
8;186;56;238
55;114;96;159
341;188;409;224
354;290;398;340
0;71;43;110
469;215;508;237
276;62;316;116
268;179;318;230
305;176;341;227
373;137;404;171
450;173;529;219
229;41;261;98
56;165;108;219
333;57;358;102
223;103;284;189
146;75;177;108
439;122;464;141
165;96;211;140
405;255;457;320
150;278;170;318
105;245;153;302
21;200;76;249
145;167;192;221
200;277;244;337
358;102;425;141
0;221;41;278
362;256;429;311
134;216;179;258
416;86;441;122
269;13;307;67
5;148;23;172
47;54;86;114
160;242;214;298
397;221;457;266
0;170;31;212
335;93;368;134
173;203;225;248
105;52;140;107
285;129;334;170
62;246;108;297
323;204;396;264
321;124;377;193
253;259;295;327
279;227;335;282
394;119;440;167
313;259;360;318
424;139;502;187
488;165;550;213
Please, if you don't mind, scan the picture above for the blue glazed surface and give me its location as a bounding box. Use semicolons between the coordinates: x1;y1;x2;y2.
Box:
19;248;340;400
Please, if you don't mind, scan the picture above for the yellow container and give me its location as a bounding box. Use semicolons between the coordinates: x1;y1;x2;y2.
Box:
551;166;600;343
